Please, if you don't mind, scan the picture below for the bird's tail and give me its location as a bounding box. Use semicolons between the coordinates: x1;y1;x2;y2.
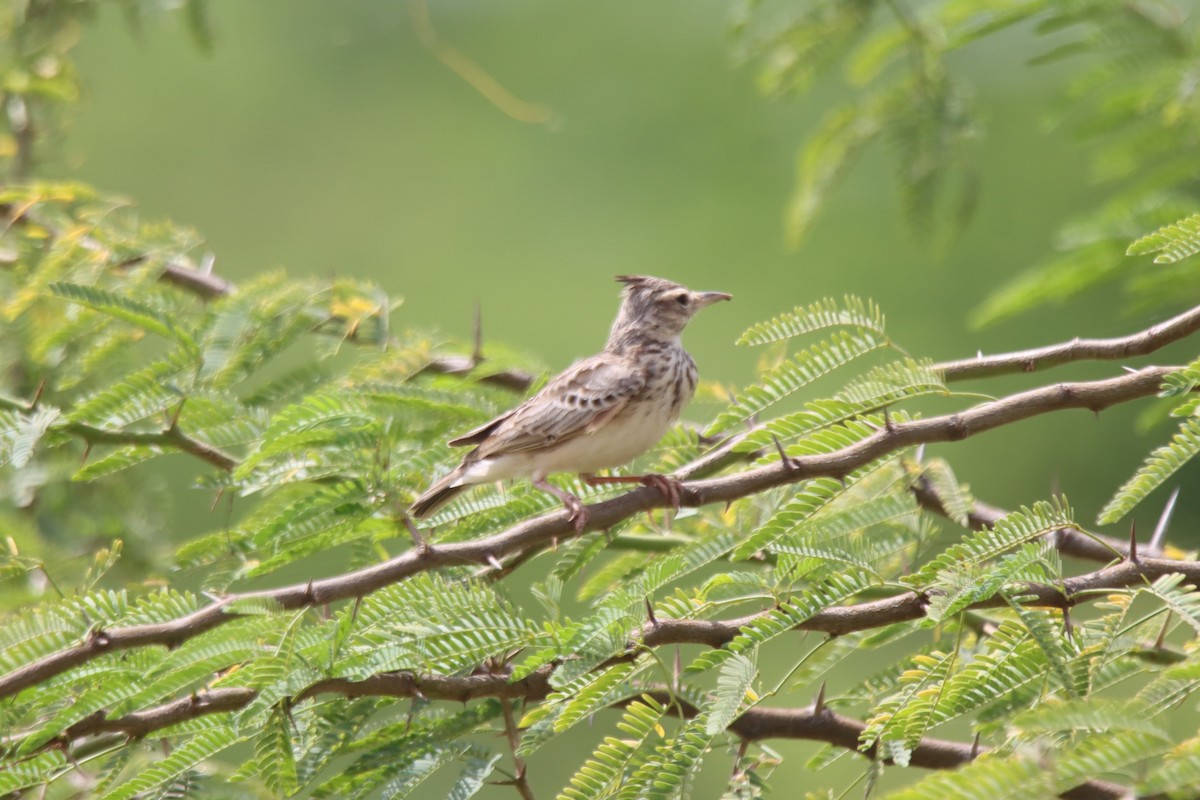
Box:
409;469;467;519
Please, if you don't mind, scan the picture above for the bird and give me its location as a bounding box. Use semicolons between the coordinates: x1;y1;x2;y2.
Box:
409;275;732;531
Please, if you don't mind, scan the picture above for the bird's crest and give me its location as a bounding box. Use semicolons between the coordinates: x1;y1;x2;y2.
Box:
614;275;681;294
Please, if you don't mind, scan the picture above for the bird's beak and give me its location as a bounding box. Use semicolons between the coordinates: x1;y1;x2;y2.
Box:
694;291;732;308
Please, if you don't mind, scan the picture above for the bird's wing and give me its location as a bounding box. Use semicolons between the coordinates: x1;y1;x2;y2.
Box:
471;354;645;458
447;410;516;447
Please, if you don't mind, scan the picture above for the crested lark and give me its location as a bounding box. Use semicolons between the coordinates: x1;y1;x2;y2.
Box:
410;275;731;531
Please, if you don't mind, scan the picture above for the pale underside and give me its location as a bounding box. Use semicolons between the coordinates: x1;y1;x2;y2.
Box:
449;344;695;486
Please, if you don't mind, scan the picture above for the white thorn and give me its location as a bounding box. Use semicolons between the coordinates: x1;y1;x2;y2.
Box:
1150;487;1180;552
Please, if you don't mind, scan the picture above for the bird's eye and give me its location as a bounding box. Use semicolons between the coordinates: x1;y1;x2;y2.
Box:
674;293;689;306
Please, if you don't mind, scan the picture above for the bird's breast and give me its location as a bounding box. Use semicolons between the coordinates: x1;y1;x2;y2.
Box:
463;346;698;482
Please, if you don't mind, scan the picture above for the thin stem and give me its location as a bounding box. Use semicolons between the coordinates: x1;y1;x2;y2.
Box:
500;698;536;800
934;303;1200;380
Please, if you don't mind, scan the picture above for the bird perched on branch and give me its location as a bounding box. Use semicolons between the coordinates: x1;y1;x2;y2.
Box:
410;275;732;531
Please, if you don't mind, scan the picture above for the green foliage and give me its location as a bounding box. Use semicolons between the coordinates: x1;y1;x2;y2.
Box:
706;653;758;735
906;498;1072;620
742;0;1200;326
557;695;667;800
885;754;1053;800
706;328;889;435
1;2;1200;799
859;648;958;761
735;296;885;346
1127;212;1200;264
100;724;243;800
686;570;874;674
1098;416;1200;525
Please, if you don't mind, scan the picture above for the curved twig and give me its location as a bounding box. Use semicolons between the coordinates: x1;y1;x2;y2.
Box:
69;422;239;472
934;304;1200;380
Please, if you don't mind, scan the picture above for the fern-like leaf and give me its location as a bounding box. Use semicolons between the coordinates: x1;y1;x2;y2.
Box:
884;753;1052;800
552;663;639;734
707;653;758;735
1098;417;1200;524
0;751;68;795
375;745;464;799
786;102;885;247
69;351;193;428
1139;573;1200;635
917;457;973;527
73;444;165;481
707;329;888;435
834;357;945;407
687;570;872;673
1126;212;1200;263
859;649;957;759
1011;697;1166;738
447;753;502;800
736;296;885;346
907;498;1074;588
1158;358;1200;400
1005;595;1088;699
3;407;61;469
736;358;942;453
618;715;714;800
1054;730;1172;792
558;696;667;800
732;468;882;562
49;282;197;352
98;725;241;800
1141;733;1200;796
934;621;1043;725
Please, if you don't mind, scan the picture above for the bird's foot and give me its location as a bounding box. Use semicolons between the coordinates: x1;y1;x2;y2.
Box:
534;478;589;534
639;474;684;512
566;501;589;534
583;472;684;511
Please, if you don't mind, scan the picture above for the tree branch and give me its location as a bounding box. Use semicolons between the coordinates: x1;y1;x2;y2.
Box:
499;697;537;800
911;472;1172;563
0;365;1181;700
38;666;1129;800
934;304;1200;380
68;421;239;472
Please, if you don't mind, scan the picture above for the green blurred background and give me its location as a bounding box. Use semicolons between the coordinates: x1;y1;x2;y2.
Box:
49;0;1199;794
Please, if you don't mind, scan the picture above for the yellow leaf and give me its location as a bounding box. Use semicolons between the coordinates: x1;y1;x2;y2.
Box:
330;295;382;321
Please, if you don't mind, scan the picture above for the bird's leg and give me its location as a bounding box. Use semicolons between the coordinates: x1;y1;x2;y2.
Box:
582;473;684;512
533;478;588;533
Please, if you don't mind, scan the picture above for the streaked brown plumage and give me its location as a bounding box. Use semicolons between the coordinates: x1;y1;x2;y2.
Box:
410;275;731;530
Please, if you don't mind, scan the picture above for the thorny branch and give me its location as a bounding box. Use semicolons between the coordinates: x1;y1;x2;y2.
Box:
29;655;1132;799
17;544;1199;751
932;302;1200;380
499;697;537;800
0;365;1185;701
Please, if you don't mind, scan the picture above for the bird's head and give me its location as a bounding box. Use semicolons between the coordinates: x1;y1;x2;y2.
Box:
608;275;731;347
